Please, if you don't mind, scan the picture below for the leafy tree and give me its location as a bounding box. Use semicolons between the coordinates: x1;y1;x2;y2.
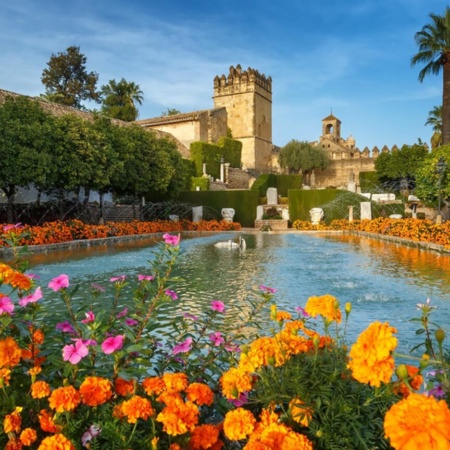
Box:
111;126;175;201
100;78;144;121
279;140;329;175
414;144;450;206
375;143;429;192
425;105;442;149
411;7;450;144
161;108;181;116
41;46;100;109
41;114;98;211
0;96;54;223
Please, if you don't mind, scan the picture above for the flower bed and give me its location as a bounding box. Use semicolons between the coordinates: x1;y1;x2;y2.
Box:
0;229;449;449
293;217;450;249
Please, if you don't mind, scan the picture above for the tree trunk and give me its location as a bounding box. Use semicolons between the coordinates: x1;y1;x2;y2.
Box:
442;58;450;145
4;185;16;224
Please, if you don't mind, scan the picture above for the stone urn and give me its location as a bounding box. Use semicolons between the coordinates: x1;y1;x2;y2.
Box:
309;207;324;225
221;208;236;222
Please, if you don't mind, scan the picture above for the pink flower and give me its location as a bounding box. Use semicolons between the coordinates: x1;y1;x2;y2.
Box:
165;289;178;300
48;274;70;291
138;274;154;281
81;424;101;447
172;337;193;355
56;321;75;333
224;342;241;353
209;331;225;346
62;340;89;364
211;300;225;313
125;318;139;326
3;223;23;232
260;285;277;294
110;275;126;282
228;392;249;407
163;233;180;246
91;283;105;292
116;308;129;319
295;306;311;318
183;313;198;321
102;335;124;354
18;287;43;307
81;311;95;324
0;296;14;315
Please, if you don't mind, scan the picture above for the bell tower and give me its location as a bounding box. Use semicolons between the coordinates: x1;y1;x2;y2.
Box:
321;114;341;143
213;65;272;170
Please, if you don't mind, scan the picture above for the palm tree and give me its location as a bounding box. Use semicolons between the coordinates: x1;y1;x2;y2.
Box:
100;78;144;121
425;105;442;132
411;7;450;144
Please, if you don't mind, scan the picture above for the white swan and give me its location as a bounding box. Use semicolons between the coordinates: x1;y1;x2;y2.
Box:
214;236;246;249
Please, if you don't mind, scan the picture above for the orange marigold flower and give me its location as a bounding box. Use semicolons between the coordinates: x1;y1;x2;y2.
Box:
120;395;154;423
169;445;182;450
281;431;314;450
156;398;199;436
79;376;113;407
28;366;42;376
220;367;253;399
5;437;24;450
49;385;81;412
6;271;32;290
304;294;342;323
156;390;183;405
289;397;312;426
112;404;125;420
38;409;62;433
393;365;423;397
0;336;22;368
115;377;135;396
384;393;450;450
239;336;287;371
0;367;11;386
162;372;189;393
186;382;214;406
347;321;397;387
32;329;45;345
4;407;22;434
19;428;37;446
276;311;292;321
190;424;220;449
142;376;165;396
31;381;51;399
37;433;76;450
224;408;256;441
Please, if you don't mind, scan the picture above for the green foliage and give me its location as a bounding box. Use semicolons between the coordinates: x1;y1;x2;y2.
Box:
414;145;450;206
100;78;144;122
191;177;210;191
374;143;429;189
41;45;100;109
161;107;181;116
279;140;329;173
359;171;382;193
253;343;396;449
250;174;277;196
178;190;259;227
0;95;54;221
275;175;303;196
288;190;376;223
190;139;242;178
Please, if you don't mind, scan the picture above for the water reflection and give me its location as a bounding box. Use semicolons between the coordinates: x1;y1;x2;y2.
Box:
27;232;450;353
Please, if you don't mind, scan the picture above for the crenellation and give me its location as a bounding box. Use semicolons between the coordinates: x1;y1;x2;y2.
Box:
214;65;272;93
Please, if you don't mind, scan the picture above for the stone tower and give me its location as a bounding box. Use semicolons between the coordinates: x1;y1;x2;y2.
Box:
213;65;272;170
321;114;341;143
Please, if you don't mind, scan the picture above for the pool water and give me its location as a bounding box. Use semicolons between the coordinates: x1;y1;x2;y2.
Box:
28;232;450;353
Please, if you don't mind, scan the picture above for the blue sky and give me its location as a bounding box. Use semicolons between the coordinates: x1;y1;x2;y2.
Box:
1;0;446;150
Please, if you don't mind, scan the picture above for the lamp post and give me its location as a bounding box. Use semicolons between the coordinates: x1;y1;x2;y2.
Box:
436;157;447;224
400;177;408;217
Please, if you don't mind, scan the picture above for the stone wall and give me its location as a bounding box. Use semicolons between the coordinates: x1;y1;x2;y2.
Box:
315;158;376;188
227;168;251;189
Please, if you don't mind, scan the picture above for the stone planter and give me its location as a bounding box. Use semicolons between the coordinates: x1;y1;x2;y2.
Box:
254;219;289;230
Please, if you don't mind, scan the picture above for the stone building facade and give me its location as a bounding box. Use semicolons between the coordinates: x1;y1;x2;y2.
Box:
213;65;273;170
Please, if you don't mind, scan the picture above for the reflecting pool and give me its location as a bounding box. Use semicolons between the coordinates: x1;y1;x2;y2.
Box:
27;232;450;352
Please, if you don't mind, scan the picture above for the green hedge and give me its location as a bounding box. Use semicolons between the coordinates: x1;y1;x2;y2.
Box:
190;138;242;179
288;190;400;223
359;171;381;193
178;190;259;227
251;174;302;197
190;177;210;191
250;174;277;196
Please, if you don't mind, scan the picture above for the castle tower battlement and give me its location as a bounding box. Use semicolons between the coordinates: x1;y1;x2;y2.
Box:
213;64;273;170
